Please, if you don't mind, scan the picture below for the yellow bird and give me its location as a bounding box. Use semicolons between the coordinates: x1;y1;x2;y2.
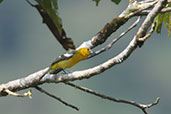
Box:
41;47;94;78
50;47;94;70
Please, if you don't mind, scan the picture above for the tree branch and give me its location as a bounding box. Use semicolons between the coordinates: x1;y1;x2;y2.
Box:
138;21;156;42
65;82;160;114
45;0;166;83
77;0;157;49
139;7;171;15
3;88;32;99
35;86;79;111
90;16;141;58
0;0;166;96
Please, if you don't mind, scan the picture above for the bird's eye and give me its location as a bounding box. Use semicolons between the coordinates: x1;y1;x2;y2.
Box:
87;48;90;52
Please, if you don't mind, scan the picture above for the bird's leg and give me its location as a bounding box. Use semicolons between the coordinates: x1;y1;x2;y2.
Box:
50;68;63;74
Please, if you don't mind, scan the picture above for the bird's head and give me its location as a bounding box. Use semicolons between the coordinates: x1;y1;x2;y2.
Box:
77;47;94;59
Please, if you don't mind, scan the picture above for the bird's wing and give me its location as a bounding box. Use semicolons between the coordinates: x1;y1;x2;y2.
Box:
50;50;76;67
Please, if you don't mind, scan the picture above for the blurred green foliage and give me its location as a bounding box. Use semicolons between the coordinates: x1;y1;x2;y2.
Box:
154;3;171;37
35;0;62;34
0;0;3;4
92;0;121;6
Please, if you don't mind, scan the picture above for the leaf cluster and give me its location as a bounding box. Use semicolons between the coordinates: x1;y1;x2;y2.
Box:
154;3;171;37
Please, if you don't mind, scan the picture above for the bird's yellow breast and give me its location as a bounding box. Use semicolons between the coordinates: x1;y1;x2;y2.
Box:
50;47;93;70
51;53;86;69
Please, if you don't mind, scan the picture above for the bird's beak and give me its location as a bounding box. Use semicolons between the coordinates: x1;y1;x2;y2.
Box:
89;50;95;57
90;50;95;54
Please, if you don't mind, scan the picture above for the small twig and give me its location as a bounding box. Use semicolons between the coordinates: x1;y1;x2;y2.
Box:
26;0;35;7
121;0;158;18
139;7;171;15
141;97;160;114
160;7;171;13
89;16;141;58
138;21;156;42
65;82;160;114
3;88;32;99
35;86;79;111
140;97;160;109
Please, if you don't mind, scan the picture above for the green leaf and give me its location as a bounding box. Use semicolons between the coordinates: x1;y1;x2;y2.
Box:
111;0;121;4
0;0;3;4
52;0;58;9
92;0;120;6
154;14;164;34
154;10;171;37
32;0;75;50
92;0;100;6
164;4;171;37
164;12;171;37
35;0;62;34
